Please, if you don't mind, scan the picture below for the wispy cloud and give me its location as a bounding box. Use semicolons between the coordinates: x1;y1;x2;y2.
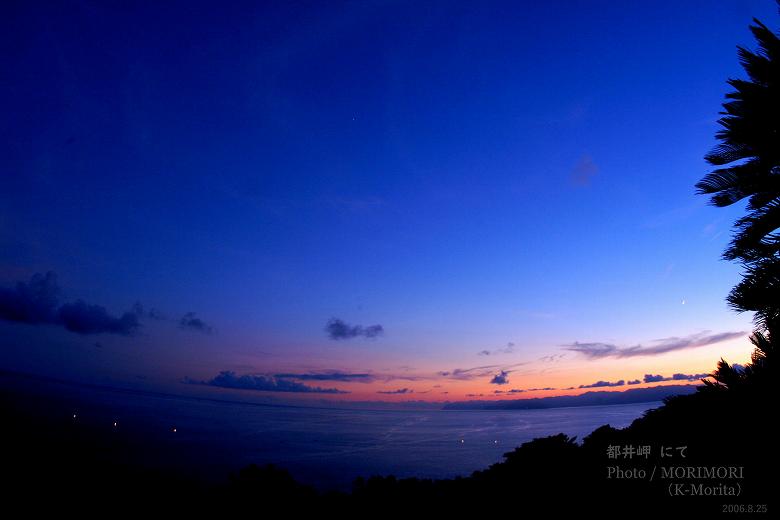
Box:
184;371;348;394
437;362;526;381
325;318;384;340
539;353;566;363
642;200;704;229
496;386;558;394
563;331;745;359
477;342;515;356
437;365;496;379
273;371;376;383
377;388;413;394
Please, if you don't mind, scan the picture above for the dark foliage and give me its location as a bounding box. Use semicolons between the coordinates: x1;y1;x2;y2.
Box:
695;16;780;335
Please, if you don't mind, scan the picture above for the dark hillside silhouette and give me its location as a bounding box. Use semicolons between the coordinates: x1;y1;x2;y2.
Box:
443;384;697;409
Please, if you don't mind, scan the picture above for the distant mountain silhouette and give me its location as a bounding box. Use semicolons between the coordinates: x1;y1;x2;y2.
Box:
442;384;697;410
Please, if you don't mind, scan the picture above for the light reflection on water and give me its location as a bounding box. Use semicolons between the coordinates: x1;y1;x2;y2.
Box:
1;374;660;490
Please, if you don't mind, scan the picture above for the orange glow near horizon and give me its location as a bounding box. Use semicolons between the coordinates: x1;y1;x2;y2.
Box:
201;337;756;403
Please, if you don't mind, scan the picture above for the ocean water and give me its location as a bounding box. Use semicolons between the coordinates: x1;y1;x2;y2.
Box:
1;373;660;491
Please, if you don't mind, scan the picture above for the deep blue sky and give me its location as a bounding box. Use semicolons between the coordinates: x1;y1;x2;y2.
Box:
1;1;775;401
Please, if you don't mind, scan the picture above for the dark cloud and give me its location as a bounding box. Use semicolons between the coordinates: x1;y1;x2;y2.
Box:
273;371;375;383
377;388;413;394
579;379;625;388
184;371;348;394
563;331;745;359
490;370;510;385
59;301;140;335
179;312;213;334
378;373;426;382
671;372;709;381
325;318;384;340
477;342;515;356
0;272;139;336
644;372;709;383
627;379;642;385
0;272;59;324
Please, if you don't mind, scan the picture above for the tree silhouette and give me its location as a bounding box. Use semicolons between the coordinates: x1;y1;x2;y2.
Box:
695;18;780;336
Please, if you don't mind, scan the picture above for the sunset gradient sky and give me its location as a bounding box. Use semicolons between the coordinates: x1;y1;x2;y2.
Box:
2;0;775;404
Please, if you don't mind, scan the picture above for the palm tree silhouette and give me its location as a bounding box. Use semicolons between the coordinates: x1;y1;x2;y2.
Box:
696;20;780;260
696;19;780;337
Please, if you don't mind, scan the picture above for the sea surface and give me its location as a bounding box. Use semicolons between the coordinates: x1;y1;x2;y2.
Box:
0;372;661;491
